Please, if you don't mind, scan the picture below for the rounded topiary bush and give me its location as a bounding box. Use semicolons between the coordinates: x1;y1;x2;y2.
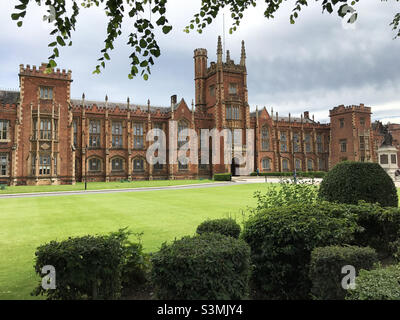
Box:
318;161;398;207
196;218;241;238
150;233;251;300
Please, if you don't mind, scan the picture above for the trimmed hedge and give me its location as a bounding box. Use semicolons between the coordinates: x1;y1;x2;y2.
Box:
32;229;148;300
213;173;232;181
196;218;241;238
241;202;360;299
151;233;251;300
32;234;124;300
250;171;326;178
346;264;400;300
318;161;398;207
309;245;378;300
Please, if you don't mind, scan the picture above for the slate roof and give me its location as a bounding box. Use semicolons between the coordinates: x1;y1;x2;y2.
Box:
70;98;172;113
250;110;315;123
0;90;20;104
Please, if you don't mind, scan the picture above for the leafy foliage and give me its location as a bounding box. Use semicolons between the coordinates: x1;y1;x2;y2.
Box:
32;228;148;299
309;245;378;300
346;263;400;300
11;1;400;78
213;173;232;181
11;0;172;80
252;178;318;211
151;233;251;300
241;202;360;299
196;218;241;238
318;161;398;207
348;201;400;256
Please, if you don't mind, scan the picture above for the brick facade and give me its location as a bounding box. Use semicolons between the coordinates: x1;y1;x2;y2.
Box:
0;38;398;185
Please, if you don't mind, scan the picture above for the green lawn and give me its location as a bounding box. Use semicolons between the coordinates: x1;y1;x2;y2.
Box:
0;179;213;195
0;183;265;300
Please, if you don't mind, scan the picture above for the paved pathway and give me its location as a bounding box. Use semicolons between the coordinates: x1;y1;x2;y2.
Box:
0;177;398;199
0;181;255;199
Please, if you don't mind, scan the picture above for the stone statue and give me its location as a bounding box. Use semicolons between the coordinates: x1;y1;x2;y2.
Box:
381;126;393;147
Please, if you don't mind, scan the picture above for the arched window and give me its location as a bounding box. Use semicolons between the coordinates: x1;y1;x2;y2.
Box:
111;157;124;172
295;158;302;171
307;159;313;171
262;158;271;171
282;158;289;171
280;132;288;152
133;157;145;172
318;158;324;171
261;127;269;151
88;157;101;172
178;120;189;148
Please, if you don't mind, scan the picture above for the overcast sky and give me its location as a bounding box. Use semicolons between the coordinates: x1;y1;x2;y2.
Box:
0;0;399;123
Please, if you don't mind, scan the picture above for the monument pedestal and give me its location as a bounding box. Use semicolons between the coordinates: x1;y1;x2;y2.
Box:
377;145;398;180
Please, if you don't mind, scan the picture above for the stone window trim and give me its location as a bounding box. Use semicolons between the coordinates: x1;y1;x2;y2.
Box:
0;153;9;176
339;118;345;128
281;158;290;172
133;122;145;150
111;156;125;172
295;158;302;171
228;83;238;95
261;157;271;171
307;159;313;171
133;157;146;172
112;121;123;149
340;139;347;153
89;120;101;148
39;86;54;100
0;119;10;142
87;157;102;172
261;126;270;151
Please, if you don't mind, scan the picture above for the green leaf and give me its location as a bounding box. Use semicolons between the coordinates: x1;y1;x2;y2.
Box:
162;26;172;34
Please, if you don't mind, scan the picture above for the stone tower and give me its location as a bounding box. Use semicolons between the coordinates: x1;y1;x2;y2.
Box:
193;37;250;174
329;104;373;168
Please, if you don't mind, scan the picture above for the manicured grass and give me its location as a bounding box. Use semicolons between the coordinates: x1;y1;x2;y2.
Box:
0;183;264;300
0;179;213;195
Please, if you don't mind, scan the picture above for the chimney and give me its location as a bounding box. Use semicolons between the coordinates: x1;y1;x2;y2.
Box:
171;95;177;106
304;111;309;119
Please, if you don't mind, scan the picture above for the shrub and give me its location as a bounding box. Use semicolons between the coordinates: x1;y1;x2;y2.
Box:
346;264;400;300
241;202;360;299
309;245;378;300
348;201;400;256
196;218;241;238
32;234;124;300
32;228;148;300
213;173;232;181
151;233;251;299
107;229;150;295
318;161;398;207
252;178;318;211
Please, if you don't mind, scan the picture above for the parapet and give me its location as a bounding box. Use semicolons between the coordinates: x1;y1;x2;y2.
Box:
329;103;371;116
194;48;208;58
19;63;72;81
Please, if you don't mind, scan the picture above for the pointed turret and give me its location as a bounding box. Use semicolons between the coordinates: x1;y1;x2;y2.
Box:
226;50;231;63
217;36;223;64
240;40;246;66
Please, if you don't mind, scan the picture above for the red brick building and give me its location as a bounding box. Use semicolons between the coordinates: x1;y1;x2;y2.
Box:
0;37;398;185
